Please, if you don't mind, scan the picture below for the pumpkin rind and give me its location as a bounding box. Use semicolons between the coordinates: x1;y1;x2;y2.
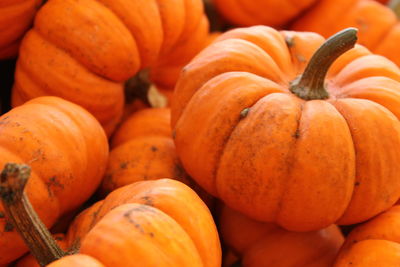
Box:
0;96;108;265
172;26;400;231
13;0;209;136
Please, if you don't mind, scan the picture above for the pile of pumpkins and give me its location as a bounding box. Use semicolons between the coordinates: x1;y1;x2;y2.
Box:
2;0;400;266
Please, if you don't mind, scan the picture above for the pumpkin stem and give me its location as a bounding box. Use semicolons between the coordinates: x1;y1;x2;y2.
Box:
388;0;400;18
289;28;358;100
0;163;66;267
125;69;152;105
125;69;168;108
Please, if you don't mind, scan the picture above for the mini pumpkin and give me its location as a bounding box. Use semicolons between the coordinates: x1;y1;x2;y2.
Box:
0;96;108;265
102;108;189;194
220;205;344;267
0;0;42;59
334;205;400;266
172;26;400;231
212;0;316;27
1;165;221;267
13;0;209;136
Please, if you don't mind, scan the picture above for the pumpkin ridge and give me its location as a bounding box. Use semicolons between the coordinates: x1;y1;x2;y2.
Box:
212;89;285;198
275;100;304;221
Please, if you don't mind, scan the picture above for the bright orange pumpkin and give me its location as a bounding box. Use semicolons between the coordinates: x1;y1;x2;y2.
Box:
172;26;400;231
212;0;316;27
220;205;344;267
2;165;221;267
0;96;108;265
102;108;189;194
12;0;209;136
0;0;42;59
334;205;400;266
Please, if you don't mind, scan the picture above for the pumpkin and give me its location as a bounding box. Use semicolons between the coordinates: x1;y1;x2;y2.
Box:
171;26;400;231
211;0;317;27
1;165;221;267
334;205;400;266
0;96;108;265
12;0;209;136
102;107;215;209
292;0;400;66
102;107;189;194
0;0;42;59
220;205;344;267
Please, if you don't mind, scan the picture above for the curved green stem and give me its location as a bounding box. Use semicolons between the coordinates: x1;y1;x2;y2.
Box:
290;28;358;100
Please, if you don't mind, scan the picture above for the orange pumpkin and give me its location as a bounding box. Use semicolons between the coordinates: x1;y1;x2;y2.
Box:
211;0;316;27
292;0;400;66
12;0;209;136
334;205;400;266
102;108;189;194
2;164;221;267
0;0;42;59
103;107;215;209
172;26;400;231
0;96;108;265
220;205;344;267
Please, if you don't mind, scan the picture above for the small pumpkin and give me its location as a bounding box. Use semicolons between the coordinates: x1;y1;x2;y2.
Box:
13;0;209;136
292;0;400;66
1;165;221;267
102;107;189;194
0;96;108;265
102;107;214;209
220;205;344;267
172;26;400;231
334;205;400;266
0;0;42;59
211;0;316;27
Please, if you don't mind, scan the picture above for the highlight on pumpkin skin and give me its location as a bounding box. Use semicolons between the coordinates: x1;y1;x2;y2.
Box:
12;0;210;137
0;96;108;265
0;163;221;267
172;25;400;232
334;205;400;266
219;205;344;267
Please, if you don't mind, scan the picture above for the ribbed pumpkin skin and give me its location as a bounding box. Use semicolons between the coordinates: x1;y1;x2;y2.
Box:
63;179;221;267
334;205;400;266
0;96;108;265
0;0;42;59
101;108;190;195
171;26;400;231
212;0;316;27
12;0;208;136
220;206;344;267
292;0;400;66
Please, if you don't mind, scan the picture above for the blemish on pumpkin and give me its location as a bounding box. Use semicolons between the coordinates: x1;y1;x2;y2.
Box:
293;129;300;139
355;181;360;186
296;54;306;63
141;196;154;206
4;221;14;232
45;176;64;197
120;162;128;169
0;212;4;218
240;108;250;119
172;130;176;139
55;236;64;241
285;36;295;48
150;146;158;152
